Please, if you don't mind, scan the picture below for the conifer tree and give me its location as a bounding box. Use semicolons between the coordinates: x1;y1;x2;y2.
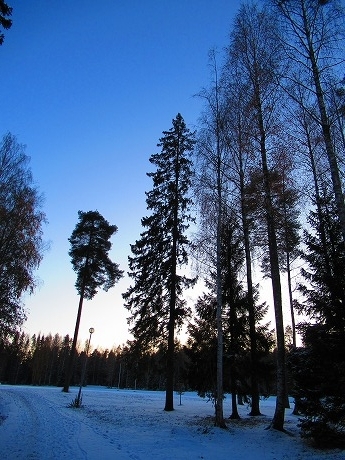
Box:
63;210;123;392
123;113;195;411
291;191;345;447
221;212;247;420
187;216;275;419
186;293;218;400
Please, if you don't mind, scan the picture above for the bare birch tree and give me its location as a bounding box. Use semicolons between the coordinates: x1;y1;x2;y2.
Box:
228;2;288;431
221;69;263;416
193;51;228;427
269;0;345;242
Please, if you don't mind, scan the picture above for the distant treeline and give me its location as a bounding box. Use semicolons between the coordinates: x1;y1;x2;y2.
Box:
0;331;278;396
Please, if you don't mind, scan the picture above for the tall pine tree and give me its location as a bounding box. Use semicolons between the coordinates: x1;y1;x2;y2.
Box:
123;113;196;411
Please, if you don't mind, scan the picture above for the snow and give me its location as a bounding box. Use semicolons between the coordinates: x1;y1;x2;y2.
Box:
0;385;344;459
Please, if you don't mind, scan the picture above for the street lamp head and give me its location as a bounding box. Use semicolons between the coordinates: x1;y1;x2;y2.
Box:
89;327;95;334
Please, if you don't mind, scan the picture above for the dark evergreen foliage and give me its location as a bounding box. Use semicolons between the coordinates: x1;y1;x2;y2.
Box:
69;210;123;300
124;114;195;343
291;194;345;447
0;1;12;45
186;291;275;407
297;194;345;327
187;212;275;413
63;210;123;392
123;113;195;411
0;332;192;392
187;294;218;400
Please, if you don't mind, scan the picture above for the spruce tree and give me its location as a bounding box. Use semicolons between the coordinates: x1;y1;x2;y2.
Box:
221;212;247;420
298;193;345;327
186;293;217;398
188;210;275;417
292;192;345;447
123;113;195;411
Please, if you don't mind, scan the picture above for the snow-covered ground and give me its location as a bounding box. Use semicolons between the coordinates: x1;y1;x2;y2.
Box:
0;385;344;459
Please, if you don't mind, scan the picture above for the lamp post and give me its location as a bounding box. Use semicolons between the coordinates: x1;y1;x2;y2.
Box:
76;327;94;407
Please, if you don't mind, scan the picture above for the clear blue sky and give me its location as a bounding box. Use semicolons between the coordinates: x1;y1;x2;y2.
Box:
1;1;243;350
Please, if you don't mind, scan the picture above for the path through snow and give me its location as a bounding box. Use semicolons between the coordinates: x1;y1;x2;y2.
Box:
0;385;344;459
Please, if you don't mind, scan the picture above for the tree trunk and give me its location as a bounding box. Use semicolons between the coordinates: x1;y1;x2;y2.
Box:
239;152;261;416
301;0;345;243
164;313;175;411
305;115;333;277
230;388;240;420
62;293;84;392
257;98;286;431
214;56;226;429
286;251;296;348
229;297;240;420
266;209;286;431
164;137;181;411
215;185;226;427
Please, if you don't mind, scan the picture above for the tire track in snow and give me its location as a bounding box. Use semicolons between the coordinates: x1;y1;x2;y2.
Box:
0;387;132;459
0;387;80;458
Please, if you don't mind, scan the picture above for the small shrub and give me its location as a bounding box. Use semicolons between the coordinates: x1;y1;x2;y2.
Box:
68;394;82;409
299;396;345;449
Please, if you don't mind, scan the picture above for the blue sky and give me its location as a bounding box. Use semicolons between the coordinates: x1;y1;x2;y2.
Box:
1;1;242;349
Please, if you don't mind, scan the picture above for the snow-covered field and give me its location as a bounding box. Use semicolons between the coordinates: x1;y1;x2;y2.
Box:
0;385;344;459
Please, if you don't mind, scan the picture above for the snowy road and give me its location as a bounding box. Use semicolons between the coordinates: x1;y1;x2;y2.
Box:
0;386;131;459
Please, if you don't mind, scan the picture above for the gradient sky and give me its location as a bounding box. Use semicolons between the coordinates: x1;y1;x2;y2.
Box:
1;1;243;350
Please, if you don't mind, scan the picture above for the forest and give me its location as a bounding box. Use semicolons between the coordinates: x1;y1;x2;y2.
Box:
0;0;345;450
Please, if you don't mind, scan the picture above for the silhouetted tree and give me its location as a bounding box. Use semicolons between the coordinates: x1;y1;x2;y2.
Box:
229;2;287;431
220;68;263;415
194;51;229;427
0;1;12;45
123;114;195;411
0;133;46;340
270;0;345;242
291;192;345;447
63;210;123;392
245;166;301;346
